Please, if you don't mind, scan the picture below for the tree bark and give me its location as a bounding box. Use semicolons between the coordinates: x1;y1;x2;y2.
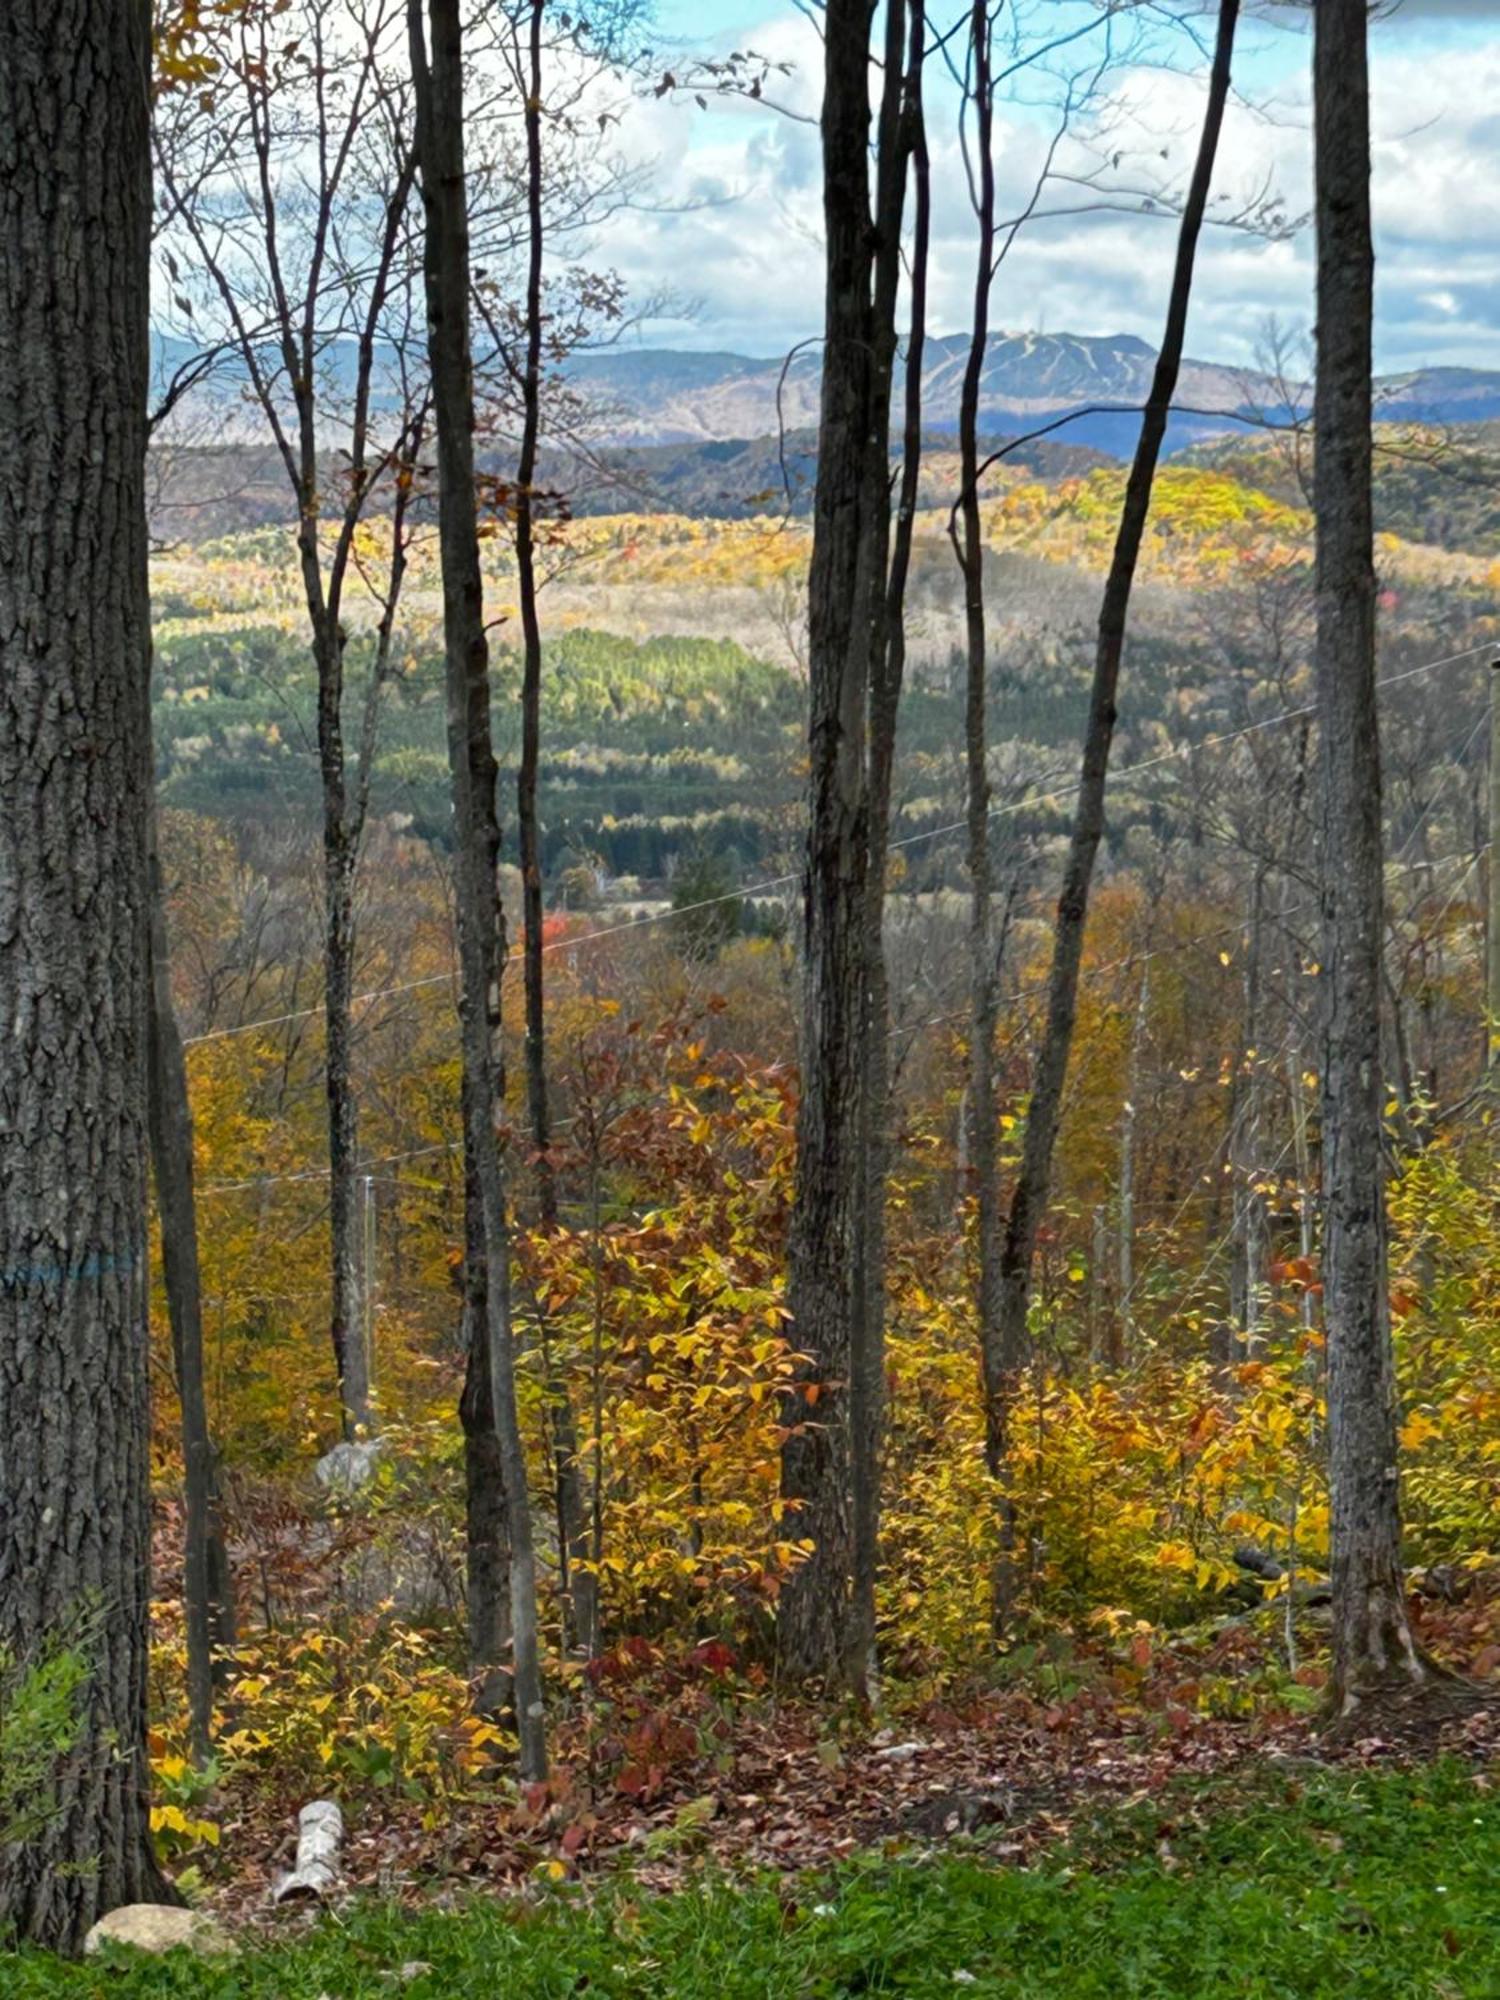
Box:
516;0;557;1234
320;708;371;1438
782;0;920;1682
410;0;548;1779
1228;870;1267;1363
1313;0;1427;1713
1488;659;1500;1065
994;0;1239;1384
954;0;1008;1490
147;815;234;1765
952;0;1028;1634
0;0;171;1947
848;0;925;1698
779;0;880;1682
511;0;594;1658
458;1135;509;1672
1115;963;1149;1370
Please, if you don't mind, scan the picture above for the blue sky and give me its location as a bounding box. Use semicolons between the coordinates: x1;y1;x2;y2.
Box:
585;0;1500;372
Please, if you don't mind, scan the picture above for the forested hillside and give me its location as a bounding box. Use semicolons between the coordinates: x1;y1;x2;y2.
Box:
150;451;1495;892
1188;422;1500;556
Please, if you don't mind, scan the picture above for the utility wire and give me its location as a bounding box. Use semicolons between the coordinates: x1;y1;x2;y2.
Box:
190;839;1482;1202
182;660;1496;1200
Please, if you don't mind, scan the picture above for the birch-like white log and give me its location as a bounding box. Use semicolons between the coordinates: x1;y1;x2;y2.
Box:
272;1800;344;1903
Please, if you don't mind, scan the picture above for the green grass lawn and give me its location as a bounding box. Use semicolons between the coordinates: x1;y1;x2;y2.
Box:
8;1762;1496;1998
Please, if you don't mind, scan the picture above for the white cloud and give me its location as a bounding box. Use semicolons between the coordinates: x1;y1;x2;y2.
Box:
582;6;1500;372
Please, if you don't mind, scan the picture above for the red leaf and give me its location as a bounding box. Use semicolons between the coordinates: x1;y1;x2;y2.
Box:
690;1640;738;1674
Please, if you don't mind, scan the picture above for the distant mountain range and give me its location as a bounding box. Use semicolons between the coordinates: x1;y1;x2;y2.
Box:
563;331;1500;457
149;328;1500;535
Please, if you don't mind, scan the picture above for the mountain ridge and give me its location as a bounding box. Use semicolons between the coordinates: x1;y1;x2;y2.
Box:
561;330;1500;455
152;326;1500;459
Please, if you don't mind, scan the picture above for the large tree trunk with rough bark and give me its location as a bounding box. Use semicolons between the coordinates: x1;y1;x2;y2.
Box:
0;0;171;1947
147;816;234;1765
993;0;1239;1391
410;0;548;1780
1313;0;1428;1715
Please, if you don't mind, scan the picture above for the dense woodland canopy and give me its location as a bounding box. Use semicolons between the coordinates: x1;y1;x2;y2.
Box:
2;0;1499;1976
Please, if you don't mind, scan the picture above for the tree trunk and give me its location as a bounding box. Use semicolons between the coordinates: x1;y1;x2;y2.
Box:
539;1302;593;1656
994;0;1239;1377
0;0;171;1946
458;1137;509;1671
1116;964;1149;1369
319;667;371;1438
1313;0;1427;1713
516;0;556;1235
1228;871;1266;1363
954;0;1008;1490
848;0;925;1698
1488;659;1500;1066
512;0;594;1657
410;0;548;1780
1286;1038;1317;1338
1091;1204;1111;1367
779;0;880;1681
147;815;234;1765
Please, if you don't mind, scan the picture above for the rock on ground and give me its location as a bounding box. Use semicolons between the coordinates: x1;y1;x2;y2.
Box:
83;1904;239;1958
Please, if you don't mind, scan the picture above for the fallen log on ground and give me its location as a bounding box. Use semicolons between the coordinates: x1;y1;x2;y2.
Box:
273;1799;344;1903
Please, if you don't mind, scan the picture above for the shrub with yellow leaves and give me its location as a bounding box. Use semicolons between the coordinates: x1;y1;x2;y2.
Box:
209;1622;505;1811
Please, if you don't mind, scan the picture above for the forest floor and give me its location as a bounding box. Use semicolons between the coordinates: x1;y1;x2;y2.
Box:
8;1602;1500;1995
204;1592;1500;1908
11;1753;1500;1996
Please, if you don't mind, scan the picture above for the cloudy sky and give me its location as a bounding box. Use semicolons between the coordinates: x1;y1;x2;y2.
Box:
580;0;1500;372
